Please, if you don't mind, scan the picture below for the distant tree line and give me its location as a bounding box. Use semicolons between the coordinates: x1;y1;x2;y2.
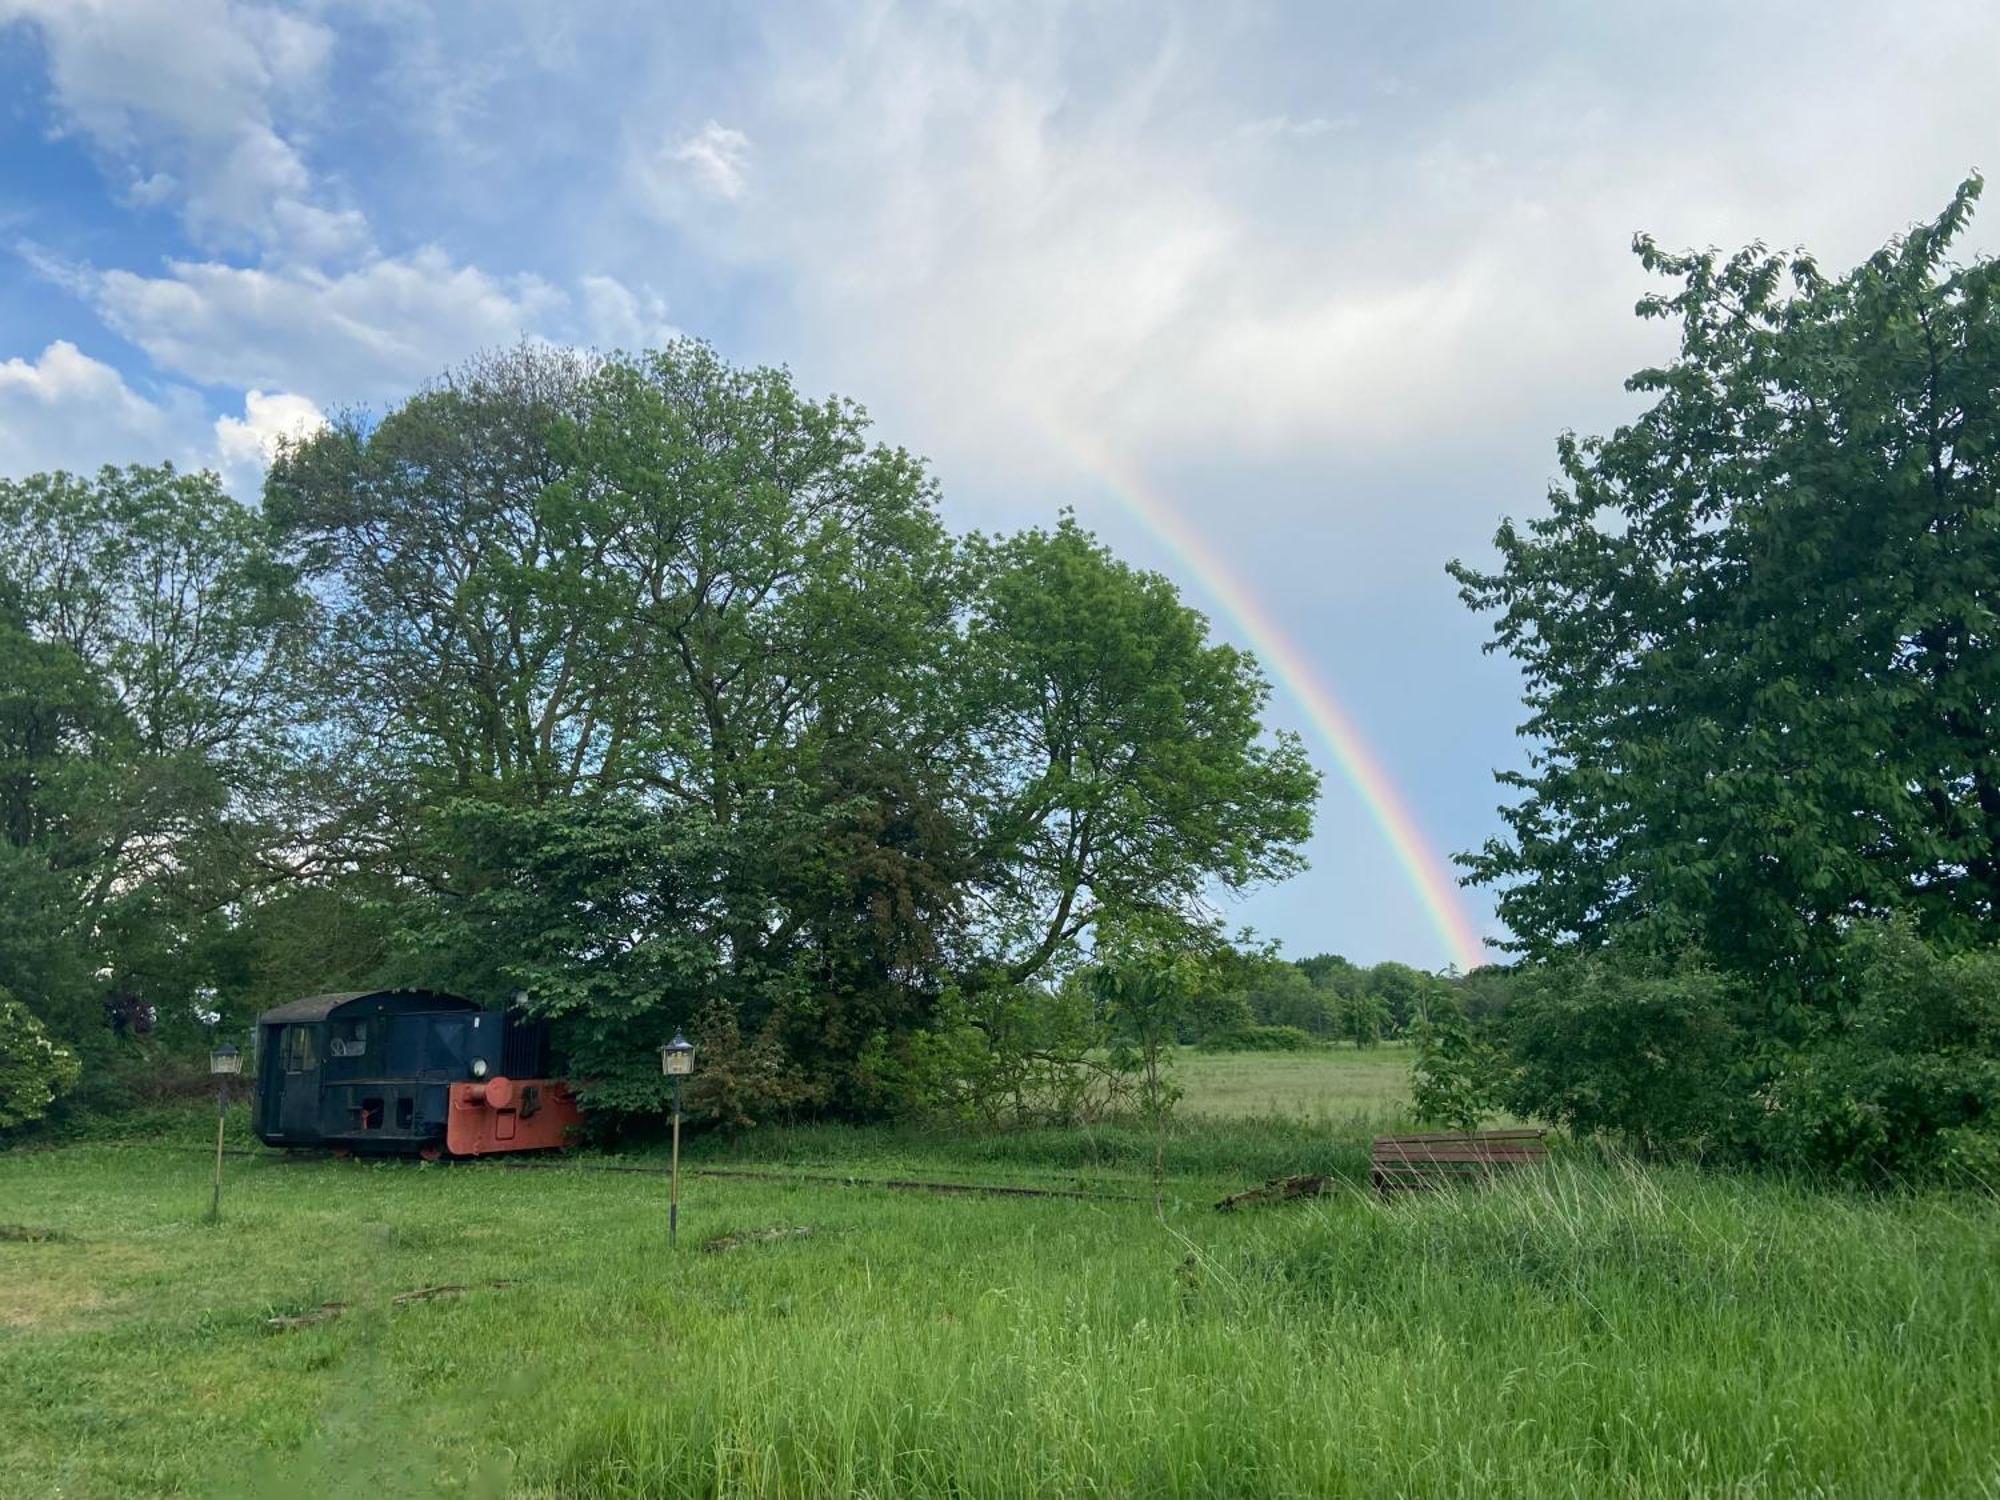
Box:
0;342;1319;1133
1168;949;1511;1051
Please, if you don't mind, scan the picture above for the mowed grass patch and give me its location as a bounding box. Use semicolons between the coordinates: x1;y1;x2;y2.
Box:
1172;1041;1414;1124
1;1125;1997;1498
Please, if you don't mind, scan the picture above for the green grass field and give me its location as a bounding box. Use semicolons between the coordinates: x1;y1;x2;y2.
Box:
1172;1041;1413;1123
4;1064;1998;1498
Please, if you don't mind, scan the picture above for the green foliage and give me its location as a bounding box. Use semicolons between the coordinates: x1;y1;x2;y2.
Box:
1497;922;2000;1178
682;995;825;1128
207;882;398;1020
37;1043;221;1133
0;343;1316;1132
1754;921;2000;1179
857;982;1129;1126
256;342;1315;1127
1333;983;1392;1046
1362;960;1449;1030
1451;962;1516;1024
1453;178;2000;985
386;792;725;1101
964;518;1318;980
1220;951;1485;1049
0;989;81;1131
0;464;309;1048
1215;951;1329;1039
1203;1023;1321;1053
1498;951;1742;1152
0;841;97;1041
1090;920;1225;1211
1455;182;2000;1176
1408;1000;1497;1132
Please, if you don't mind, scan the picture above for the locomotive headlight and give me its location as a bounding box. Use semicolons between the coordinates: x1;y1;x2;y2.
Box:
471;1058;489;1079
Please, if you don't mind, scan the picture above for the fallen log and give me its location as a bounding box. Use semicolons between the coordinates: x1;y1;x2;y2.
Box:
0;1224;67;1242
266;1301;347;1332
702;1224;816;1253
1214;1174;1337;1212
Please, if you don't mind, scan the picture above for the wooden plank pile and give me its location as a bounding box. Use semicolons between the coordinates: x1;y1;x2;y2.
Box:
1369;1129;1547;1195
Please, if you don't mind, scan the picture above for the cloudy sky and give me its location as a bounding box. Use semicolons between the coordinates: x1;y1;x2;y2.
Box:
3;1;1996;970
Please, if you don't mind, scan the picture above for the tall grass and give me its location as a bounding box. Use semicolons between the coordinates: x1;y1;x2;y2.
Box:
527;1159;2000;1499
2;1124;1995;1497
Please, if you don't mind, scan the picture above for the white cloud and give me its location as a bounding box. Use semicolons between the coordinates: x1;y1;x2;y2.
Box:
0;343;328;494
0;341;206;476
214;388;325;489
32;245;679;409
126;171;177;207
80;248;568;403
0;344;341;499
266;201;373;265
666;120;752;201
577;274;682;352
0;0;356;259
614;4;2000;496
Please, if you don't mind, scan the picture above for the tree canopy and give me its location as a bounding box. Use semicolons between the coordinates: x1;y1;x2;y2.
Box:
0;341;1319;1127
1452;177;2000;986
1453;179;2000;1175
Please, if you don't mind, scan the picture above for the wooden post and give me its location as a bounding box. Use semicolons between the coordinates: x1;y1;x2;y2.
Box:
209;1083;226;1223
669;1080;682;1246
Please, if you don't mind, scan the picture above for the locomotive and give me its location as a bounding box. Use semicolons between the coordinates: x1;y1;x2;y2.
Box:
252;989;582;1158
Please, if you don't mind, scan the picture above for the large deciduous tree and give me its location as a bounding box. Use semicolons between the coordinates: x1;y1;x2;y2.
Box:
962;518;1317;981
0;465;307;1039
1454;180;2000;1175
267;341;1316;1122
1452;178;2000;986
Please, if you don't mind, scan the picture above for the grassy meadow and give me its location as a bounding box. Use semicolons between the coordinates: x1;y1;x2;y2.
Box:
3;1052;1998;1498
1173;1041;1413;1123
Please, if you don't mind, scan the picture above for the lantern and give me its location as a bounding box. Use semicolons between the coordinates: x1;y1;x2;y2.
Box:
659;1032;694;1076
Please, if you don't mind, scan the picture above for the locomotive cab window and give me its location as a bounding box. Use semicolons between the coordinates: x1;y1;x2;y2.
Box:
328;1019;368;1059
281;1025;317;1073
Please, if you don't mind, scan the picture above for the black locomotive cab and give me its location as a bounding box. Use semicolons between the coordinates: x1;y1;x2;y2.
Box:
253;989;558;1153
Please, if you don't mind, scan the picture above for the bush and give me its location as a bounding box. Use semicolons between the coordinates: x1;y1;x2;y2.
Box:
1203;1024;1321;1053
857;983;1130;1127
1497;953;1742;1154
0;989;82;1131
1409;1004;1497;1132
1493;923;2000;1179
1754;923;2000;1180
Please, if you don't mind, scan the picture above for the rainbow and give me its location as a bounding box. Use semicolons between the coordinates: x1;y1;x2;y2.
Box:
1053;427;1488;973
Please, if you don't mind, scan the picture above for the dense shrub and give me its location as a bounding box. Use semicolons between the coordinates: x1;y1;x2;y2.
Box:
1754;923;2000;1180
857;984;1131;1127
0;989;81;1131
1409;1004;1497;1132
1494;923;2000;1179
1497;953;1742;1154
1203;1024;1321;1053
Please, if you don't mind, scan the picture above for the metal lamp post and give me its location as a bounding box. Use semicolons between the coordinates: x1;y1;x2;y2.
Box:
207;1041;242;1222
659;1032;695;1244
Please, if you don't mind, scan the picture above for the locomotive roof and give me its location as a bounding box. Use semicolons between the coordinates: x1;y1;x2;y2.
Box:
256;989;480;1025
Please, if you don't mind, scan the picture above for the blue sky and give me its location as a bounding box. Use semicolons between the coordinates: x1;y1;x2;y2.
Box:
3;1;1997;970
